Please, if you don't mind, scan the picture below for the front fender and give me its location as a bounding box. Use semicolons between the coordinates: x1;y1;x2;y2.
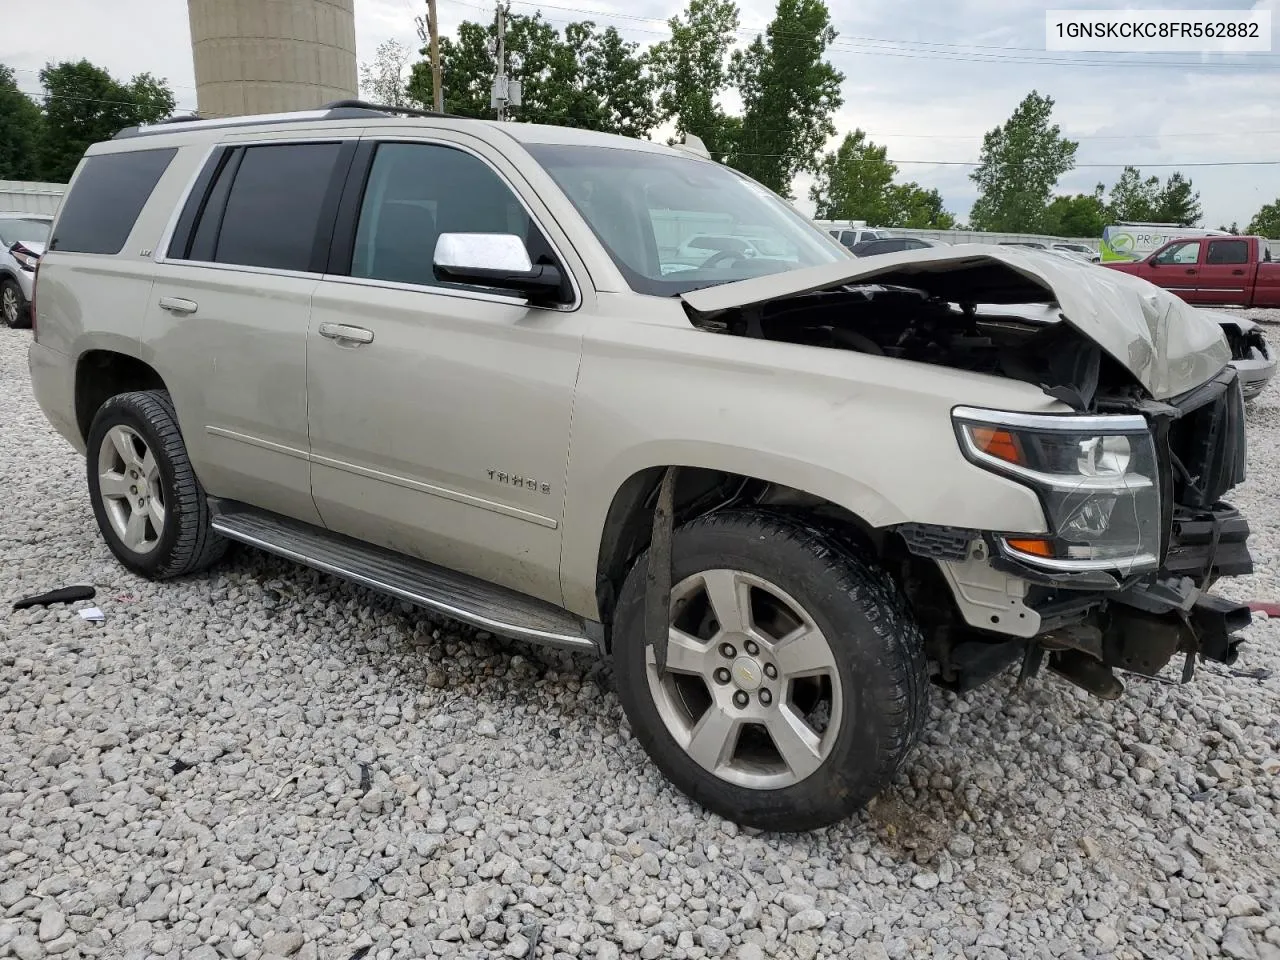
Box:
557;306;1060;619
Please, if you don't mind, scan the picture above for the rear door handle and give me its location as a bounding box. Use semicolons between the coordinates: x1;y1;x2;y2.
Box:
318;322;374;345
1185;269;1196;275
158;296;198;315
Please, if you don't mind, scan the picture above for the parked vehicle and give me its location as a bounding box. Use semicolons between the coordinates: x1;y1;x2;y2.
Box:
1050;242;1099;263
30;103;1254;831
0;213;51;328
846;236;946;256
817;221;891;249
1103;235;1280;307
1100;222;1231;263
1207;310;1276;400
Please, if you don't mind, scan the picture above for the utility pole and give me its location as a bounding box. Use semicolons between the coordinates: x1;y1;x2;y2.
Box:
489;3;520;120
415;2;444;112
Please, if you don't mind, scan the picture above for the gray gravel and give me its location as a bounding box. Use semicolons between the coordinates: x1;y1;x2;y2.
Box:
3;325;1280;960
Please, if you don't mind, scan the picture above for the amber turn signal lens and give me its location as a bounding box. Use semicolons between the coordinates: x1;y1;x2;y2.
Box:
1007;538;1054;557
971;427;1023;464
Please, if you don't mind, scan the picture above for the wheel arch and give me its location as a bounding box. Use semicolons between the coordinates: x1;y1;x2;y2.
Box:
75;350;167;443
590;464;887;639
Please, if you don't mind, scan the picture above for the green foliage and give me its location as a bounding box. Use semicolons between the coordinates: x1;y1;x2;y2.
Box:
36;60;174;182
0;66;42;181
407;13;658;138
1106;166;1201;227
728;0;843;197
648;0;741;161
1044;184;1108;237
1247;200;1280;238
969;91;1077;233
809;129;955;228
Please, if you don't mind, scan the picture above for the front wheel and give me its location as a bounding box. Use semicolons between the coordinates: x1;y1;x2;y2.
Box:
85;390;227;579
612;510;928;832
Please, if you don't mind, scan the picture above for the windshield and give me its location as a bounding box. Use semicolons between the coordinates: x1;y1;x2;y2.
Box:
525;143;844;296
0;218;51;247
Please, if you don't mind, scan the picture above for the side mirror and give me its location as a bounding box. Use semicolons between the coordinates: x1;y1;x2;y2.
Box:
433;233;566;302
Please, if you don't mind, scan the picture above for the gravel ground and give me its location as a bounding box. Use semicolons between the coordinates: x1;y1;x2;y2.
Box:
2;325;1279;960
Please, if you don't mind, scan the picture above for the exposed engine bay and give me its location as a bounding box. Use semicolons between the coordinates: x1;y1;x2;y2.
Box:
690;283;1129;412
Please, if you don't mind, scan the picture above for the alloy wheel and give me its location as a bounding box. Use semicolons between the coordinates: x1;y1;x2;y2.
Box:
96;424;165;554
645;568;844;790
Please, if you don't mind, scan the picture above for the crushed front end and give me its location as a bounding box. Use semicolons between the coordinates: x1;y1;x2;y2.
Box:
900;364;1254;699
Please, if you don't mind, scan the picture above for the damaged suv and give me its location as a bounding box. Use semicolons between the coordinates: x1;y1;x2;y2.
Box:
30;103;1253;831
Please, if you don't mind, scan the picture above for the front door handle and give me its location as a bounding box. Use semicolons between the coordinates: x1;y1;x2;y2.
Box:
1232;269;1245;275
318;322;374;345
1185;269;1196;275
158;296;198;315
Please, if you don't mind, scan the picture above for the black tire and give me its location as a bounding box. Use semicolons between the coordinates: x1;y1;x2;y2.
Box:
612;509;928;832
85;390;227;579
1;277;30;329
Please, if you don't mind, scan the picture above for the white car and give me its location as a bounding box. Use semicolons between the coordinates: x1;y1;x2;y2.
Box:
1051;242;1100;263
0;213;51;328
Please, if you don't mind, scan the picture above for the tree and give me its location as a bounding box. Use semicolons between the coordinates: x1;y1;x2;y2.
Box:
968;91;1077;233
1151;171;1201;226
809;130;896;222
648;0;741;161
1106;165;1160;222
1044;184;1108;237
408;21;494;118
808;129;956;228
729;0;843;197
1248;200;1280;238
37;60;174;182
1217;222;1240;235
360;39;417;108
0;66;42;181
1106;166;1201;226
887;183;956;229
407;14;658;137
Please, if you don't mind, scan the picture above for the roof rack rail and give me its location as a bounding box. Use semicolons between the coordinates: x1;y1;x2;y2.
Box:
321;99;450;120
113;100;454;140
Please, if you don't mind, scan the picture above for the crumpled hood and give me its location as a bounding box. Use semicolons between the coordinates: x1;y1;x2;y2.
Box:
681;244;1230;400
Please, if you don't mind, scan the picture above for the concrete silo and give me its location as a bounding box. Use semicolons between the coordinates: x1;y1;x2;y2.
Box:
187;0;358;118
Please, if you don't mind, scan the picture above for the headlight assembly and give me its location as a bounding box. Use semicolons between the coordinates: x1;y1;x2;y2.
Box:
953;407;1161;574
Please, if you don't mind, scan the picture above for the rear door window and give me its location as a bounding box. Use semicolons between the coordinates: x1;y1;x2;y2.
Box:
1206;239;1249;265
49;148;177;255
210;143;345;272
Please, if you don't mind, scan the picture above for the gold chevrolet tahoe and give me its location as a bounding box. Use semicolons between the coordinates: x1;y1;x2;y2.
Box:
28;101;1254;831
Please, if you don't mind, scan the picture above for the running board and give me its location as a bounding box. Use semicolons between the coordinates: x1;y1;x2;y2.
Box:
210;503;599;652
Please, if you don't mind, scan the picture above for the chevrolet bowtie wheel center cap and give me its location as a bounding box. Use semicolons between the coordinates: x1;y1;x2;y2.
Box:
730;656;764;692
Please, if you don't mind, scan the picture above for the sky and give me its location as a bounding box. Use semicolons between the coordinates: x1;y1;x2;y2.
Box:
6;0;1280;229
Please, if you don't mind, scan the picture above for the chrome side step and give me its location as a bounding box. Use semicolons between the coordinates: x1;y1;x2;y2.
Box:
210;503;599;652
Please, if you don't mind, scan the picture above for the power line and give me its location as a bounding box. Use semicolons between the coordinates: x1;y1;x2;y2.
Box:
6;63;200;92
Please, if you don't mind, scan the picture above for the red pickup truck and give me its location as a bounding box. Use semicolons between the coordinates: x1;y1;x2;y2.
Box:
1104;235;1280;307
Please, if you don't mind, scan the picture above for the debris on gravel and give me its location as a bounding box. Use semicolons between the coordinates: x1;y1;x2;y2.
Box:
3;324;1279;959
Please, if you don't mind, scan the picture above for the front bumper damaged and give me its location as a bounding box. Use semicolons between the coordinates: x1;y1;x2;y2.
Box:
900;500;1255;698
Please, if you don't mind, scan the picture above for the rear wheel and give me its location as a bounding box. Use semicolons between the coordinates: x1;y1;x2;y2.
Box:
1;278;28;329
612;510;928;832
86;390;227;578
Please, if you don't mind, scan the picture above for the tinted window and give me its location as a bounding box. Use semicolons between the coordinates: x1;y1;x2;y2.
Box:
1207;240;1249;265
350;142;534;288
212;143;342;271
49;148;176;255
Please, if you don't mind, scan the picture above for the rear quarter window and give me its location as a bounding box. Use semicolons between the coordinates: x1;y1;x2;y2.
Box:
49;148;177;255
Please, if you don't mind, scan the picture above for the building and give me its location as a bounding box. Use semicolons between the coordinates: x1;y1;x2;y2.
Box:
187;0;358;118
